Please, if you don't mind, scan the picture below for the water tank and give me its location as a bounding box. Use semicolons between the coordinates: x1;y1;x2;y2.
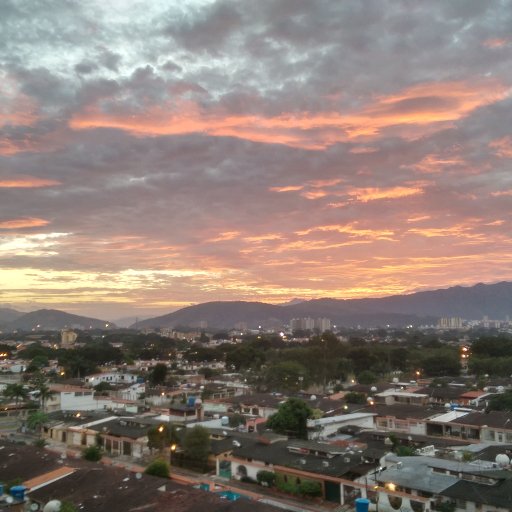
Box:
187;396;196;407
43;500;62;512
0;483;3;496
355;498;370;512
221;416;229;426
10;485;26;501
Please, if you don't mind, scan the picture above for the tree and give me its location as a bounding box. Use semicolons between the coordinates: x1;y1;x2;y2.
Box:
266;398;313;439
30;372;54;411
147;424;180;453
421;352;460;377
26;355;50;373
183;425;210;463
27;411;49;438
265;361;308;392
3;383;28;405
228;413;246;428
82;445;102;461
145;459;170;478
487;391;512;411
357;370;377;385
149;363;168;386
344;391;366;404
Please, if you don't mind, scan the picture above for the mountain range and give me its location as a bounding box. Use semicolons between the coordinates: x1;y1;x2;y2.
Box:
0;309;114;331
2;281;512;332
133;281;512;330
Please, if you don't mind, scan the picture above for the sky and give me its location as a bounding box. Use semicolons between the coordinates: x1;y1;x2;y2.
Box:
1;0;512;320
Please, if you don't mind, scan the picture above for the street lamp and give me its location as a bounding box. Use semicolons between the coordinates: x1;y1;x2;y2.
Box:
169;443;177;466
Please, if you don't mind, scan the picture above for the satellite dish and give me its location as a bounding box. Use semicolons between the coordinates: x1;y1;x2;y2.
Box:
60;453;67;460
31;504;40;511
310;395;317;401
496;454;510;466
371;386;377;393
5;496;14;504
135;472;142;480
392;377;399;383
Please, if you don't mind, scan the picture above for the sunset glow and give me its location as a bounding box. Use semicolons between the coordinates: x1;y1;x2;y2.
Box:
1;1;512;319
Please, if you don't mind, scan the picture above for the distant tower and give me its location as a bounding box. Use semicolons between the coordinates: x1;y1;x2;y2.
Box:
61;329;78;349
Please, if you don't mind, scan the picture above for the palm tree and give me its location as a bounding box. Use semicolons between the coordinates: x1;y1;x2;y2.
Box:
3;383;28;406
27;410;49;439
30;372;55;412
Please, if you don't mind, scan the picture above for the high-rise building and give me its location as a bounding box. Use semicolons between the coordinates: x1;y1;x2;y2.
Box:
61;329;78;349
314;317;331;332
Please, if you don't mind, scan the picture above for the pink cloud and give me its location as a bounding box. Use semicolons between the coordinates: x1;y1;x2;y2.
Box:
0;217;50;229
69;79;508;149
0;177;61;188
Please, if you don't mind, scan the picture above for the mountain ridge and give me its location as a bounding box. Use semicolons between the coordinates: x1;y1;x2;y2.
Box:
4;309;115;331
133;281;512;329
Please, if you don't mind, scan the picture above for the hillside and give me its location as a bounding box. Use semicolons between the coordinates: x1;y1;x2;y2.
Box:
0;307;24;327
134;281;512;330
6;309;114;331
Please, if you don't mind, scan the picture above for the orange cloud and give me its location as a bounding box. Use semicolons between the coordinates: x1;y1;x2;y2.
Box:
407;215;431;223
296;223;395;240
70;79;508;149
491;190;512;197
308;178;342;188
407;223;485;241
300;190;328;200
208;231;241;242
347;185;424;202
483;38;510;48
406;154;466;174
489;136;512;158
0;217;50;229
269;185;304;193
0;177;61;188
243;233;283;243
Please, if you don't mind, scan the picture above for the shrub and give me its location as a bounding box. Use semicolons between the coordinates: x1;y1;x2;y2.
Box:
299;480;322;497
145;459;170;478
276;481;298;495
256;470;276;487
33;438;47;448
82;445;102;462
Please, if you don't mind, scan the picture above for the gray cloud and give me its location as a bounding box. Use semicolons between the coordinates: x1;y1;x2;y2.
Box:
1;0;512;316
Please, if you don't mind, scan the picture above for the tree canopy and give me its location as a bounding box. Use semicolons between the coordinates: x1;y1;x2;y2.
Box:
266;398;313;439
183;425;210;463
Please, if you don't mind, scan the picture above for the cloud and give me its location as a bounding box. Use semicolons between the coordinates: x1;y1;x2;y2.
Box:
347;186;425;202
0;217;50;229
489;136;512;158
1;1;512;316
0;177;61;188
69;79;509;149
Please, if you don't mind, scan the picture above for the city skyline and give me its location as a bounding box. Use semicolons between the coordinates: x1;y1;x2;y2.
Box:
1;1;512;318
